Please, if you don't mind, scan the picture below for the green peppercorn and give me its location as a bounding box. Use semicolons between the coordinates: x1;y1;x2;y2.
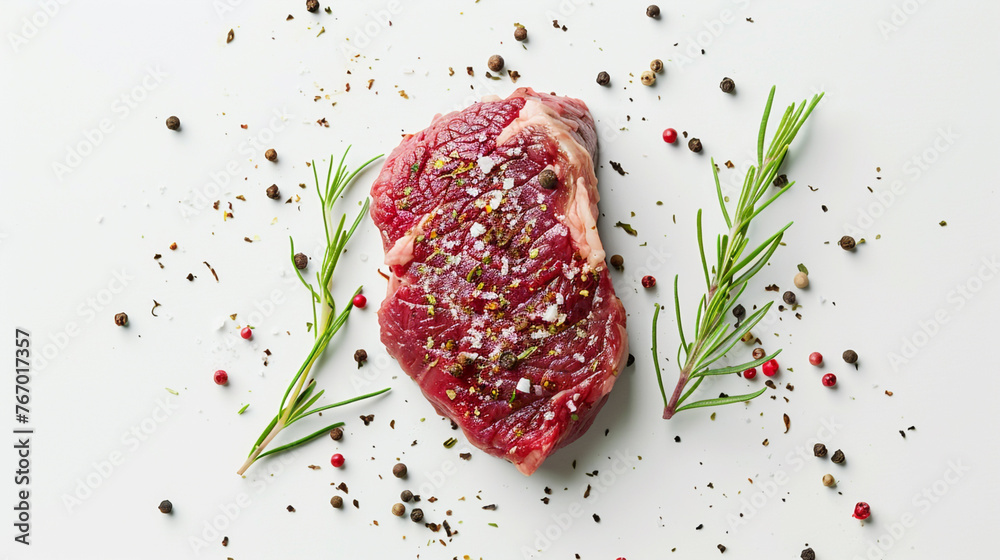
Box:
539;169;558;189
499;351;517;370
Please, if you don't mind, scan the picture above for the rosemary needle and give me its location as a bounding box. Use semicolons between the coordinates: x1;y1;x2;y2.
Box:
654;87;823;420
237;149;391;474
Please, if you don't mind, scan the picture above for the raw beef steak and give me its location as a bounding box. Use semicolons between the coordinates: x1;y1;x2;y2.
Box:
370;87;627;475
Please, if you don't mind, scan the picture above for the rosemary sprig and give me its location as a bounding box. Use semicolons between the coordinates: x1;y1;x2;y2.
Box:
654;87;823;420
237;148;390;474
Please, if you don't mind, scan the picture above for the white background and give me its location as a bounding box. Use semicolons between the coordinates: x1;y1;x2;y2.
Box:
1;1;996;558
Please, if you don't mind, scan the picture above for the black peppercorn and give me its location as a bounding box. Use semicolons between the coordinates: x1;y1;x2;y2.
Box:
158;500;173;514
306;0;319;13
688;138;703;153
265;148;278;162
514;27;527;41
801;547;816;560
539;169;558;189
392;463;408;478
831;449;846;464
839;235;856;250
266;184;280;200
646;4;660;18
843;349;858;364
773;174;788;187
596;71;611;86
330;495;343;508
752;348;765;360
165;116;180;130
733;304;745;319
114;312;128;327
329;426;343;440
400;489;413;502
410;508;424;522
609;254;624;270
354;349;368;368
294;252;308;270
626;353;635;367
447;364;464;377
813;443;828;457
488;55;504;72
720;77;736;93
499;351;518;370
783;291;796;305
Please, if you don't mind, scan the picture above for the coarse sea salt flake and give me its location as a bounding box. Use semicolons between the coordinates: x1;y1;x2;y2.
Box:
503;178;515;190
469;222;486;237
566;401;577;412
542;304;559;323
516;378;531;393
477;156;495;174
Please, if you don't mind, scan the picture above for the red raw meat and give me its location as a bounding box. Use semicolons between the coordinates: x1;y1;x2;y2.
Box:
370;87;627;475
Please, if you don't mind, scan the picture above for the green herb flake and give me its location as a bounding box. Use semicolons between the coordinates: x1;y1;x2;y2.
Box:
797;263;809;275
165;388;179;395
615;221;638;236
238;404;249;415
488;522;499;527
444;437;458;448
